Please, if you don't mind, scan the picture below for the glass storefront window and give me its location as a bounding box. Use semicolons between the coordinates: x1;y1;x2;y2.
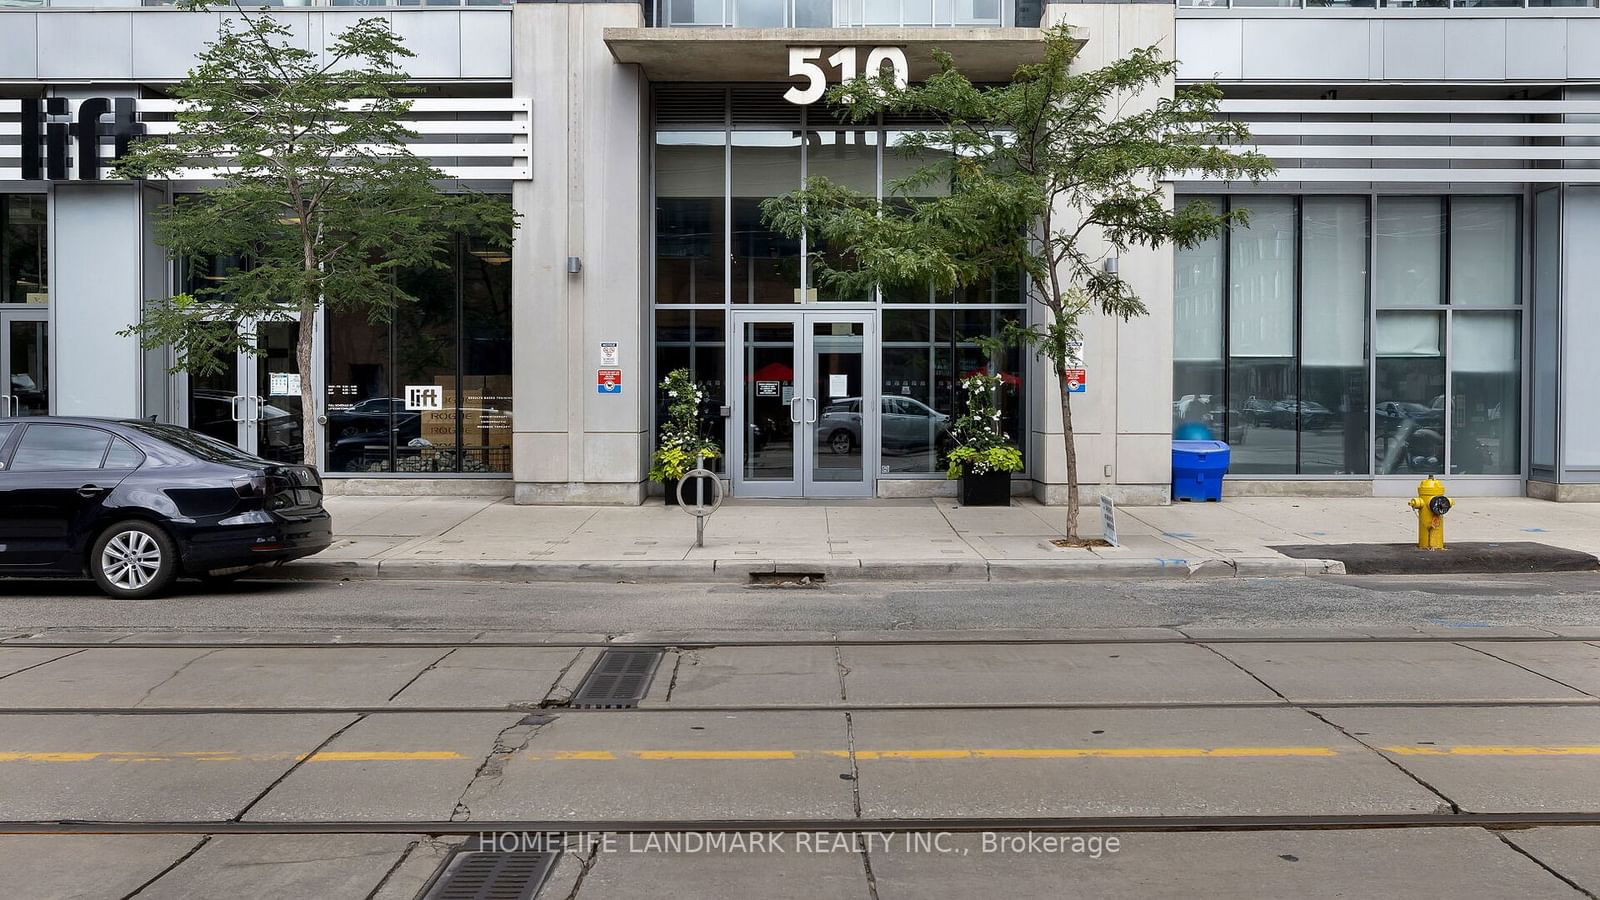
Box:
806;130;878;302
324;226;512;474
731;132;802;303
2;195;48;306
1375;197;1444;307
1173;197;1226;443
653;308;727;473
1300;196;1369;475
1450;196;1519;307
1452;312;1521;475
1227;196;1297;474
656;132;727;305
1374;311;1446;476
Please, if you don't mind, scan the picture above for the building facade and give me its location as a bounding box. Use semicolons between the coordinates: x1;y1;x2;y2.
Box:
0;0;1590;502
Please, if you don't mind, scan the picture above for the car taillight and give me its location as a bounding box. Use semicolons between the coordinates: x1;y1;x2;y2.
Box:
232;473;269;499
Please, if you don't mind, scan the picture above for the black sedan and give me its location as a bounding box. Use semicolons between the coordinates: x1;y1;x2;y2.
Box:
0;417;332;598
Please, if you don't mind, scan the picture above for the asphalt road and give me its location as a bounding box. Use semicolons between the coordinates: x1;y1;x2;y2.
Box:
4;572;1600;634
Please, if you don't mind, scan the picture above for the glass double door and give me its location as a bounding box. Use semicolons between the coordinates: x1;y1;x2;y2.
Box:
732;311;875;498
1;310;47;418
185;320;304;464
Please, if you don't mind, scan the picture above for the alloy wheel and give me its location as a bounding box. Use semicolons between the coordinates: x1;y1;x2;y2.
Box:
101;530;163;592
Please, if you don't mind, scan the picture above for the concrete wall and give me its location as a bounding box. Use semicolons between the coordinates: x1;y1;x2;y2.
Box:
1035;2;1176;506
1177;12;1600;84
511;2;650;505
0;8;511;82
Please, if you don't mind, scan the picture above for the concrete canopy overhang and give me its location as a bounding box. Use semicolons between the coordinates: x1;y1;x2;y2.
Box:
602;27;1062;83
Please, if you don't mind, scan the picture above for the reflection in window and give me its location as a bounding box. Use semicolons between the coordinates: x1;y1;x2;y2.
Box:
1375;197;1444;308
1374;311;1446;476
654;308;727;474
2;195;48;305
656;133;726;304
1300;197;1369;475
1452;312;1520;475
806;130;878;302
324;223;512;475
1227;196;1297;475
1173;197;1227;445
731;132;802;303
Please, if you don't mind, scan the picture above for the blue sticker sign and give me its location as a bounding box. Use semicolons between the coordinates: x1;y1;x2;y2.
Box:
598;369;622;394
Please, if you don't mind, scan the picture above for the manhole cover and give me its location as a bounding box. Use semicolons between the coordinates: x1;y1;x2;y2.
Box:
570;648;665;709
421;849;560;900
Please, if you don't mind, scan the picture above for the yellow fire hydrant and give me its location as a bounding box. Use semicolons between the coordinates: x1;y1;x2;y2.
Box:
1407;476;1453;550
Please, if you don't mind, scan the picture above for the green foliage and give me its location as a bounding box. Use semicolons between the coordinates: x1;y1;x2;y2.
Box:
761;26;1270;534
945;373;1023;478
650;368;722;482
114;2;516;464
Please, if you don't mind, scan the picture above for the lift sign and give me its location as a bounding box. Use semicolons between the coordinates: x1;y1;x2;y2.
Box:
598;369;623;394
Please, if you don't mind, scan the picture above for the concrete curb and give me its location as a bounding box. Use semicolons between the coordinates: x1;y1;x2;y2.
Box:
277;554;1347;583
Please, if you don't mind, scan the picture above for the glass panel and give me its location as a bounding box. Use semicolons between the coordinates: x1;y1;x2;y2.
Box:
1374;311;1446;475
655;308;727;474
881;309;945;474
7;319;48;417
1531;189;1559;470
813;321;866;483
393;258;459;474
187;322;242;448
325;312;392;473
794;0;832;25
1227;196;1296;474
0;424;11;445
1450;196;1519;307
9;424;111;471
744;321;797;481
3;196;48;305
1300;197;1369;475
882;131;952;304
953;0;1001;22
733;0;787;25
670;0;727;23
806;130;878;302
1452;312;1521;475
255;321;303;464
1173;197;1227;442
731;133;802;304
104;438;143;470
656;132;727;305
1375;197;1444;307
462;239;514;473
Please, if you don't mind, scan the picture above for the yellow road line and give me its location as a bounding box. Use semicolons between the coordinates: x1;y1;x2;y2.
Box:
5;745;1600;763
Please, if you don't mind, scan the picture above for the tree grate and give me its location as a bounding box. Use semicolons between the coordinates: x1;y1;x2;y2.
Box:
421;849;559;900
570;648;665;709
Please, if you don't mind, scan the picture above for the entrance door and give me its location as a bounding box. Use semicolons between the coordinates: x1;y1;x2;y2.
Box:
184;320;305;463
0;310;48;418
731;311;875;498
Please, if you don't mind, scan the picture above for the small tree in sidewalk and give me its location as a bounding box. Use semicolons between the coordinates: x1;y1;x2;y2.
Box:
116;1;516;468
762;26;1271;541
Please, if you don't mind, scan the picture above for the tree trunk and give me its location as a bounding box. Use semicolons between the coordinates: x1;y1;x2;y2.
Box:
296;299;318;469
1057;363;1080;542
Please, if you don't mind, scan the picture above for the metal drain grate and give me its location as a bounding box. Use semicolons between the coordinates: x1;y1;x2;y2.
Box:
570;647;664;709
421;850;559;900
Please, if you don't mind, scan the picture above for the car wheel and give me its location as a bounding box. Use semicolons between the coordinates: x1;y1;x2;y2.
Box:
829;430;855;455
90;521;179;600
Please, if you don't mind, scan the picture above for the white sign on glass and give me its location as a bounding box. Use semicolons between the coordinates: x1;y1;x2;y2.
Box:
784;46;910;106
405;384;444;411
269;372;301;397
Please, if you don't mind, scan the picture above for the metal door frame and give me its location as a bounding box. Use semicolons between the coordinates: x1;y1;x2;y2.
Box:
175;315;301;454
0;307;49;417
730;309;877;499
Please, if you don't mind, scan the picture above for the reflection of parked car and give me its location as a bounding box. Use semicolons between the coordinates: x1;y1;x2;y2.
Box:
820;396;951;455
1172;394;1246;444
1265;400;1334;430
190;390;303;462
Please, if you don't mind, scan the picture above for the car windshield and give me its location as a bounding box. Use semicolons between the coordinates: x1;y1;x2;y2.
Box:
125;421;269;466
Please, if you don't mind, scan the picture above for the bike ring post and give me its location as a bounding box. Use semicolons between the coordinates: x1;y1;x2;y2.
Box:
674;455;725;549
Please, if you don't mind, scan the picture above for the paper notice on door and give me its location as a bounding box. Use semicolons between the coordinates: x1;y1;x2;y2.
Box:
269;372;301;396
828;374;848;398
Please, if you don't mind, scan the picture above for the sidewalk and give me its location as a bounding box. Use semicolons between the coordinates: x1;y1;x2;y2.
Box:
285;494;1600;583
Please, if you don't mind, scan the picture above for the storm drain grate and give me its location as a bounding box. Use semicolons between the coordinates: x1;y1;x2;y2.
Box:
421;849;559;900
570;647;665;709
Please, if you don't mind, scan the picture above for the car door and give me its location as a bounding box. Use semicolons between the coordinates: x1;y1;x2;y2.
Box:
0;423;129;570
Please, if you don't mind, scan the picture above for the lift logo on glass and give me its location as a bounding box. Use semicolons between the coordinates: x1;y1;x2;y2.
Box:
21;97;147;182
405;385;444;412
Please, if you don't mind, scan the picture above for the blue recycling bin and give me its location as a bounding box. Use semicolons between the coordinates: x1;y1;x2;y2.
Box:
1172;439;1230;502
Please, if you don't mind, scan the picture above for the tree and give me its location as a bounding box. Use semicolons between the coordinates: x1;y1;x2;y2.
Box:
762;25;1271;541
116;1;516;468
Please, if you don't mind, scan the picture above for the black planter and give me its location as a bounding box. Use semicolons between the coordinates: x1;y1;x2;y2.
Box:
664;474;718;507
958;469;1011;506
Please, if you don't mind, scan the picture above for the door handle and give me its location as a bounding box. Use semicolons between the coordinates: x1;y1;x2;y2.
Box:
804;396;817;424
254;395;265;421
77;484;107;497
789;395;802;424
230;395;245;422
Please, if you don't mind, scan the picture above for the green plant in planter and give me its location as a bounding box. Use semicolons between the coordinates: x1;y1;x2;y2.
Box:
945;373;1024;479
650;368;721;482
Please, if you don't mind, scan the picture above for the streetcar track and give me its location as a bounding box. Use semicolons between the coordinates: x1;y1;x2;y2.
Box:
5;813;1600;835
0;697;1597;715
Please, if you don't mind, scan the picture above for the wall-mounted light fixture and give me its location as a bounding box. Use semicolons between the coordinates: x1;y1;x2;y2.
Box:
567;256;582;275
